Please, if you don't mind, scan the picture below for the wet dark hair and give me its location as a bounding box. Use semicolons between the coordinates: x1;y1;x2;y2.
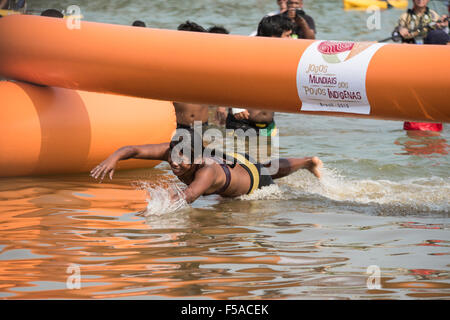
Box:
208;26;230;34
257;15;294;37
424;29;450;45
132;20;146;27
177;20;206;32
169;128;205;163
41;9;64;18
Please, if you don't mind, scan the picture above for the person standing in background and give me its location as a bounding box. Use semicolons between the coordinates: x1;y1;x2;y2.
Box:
174;21;211;130
396;0;448;44
402;17;448;132
274;0;315;39
218;15;295;137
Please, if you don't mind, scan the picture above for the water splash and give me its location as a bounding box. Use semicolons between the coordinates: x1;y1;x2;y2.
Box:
132;165;449;215
241;167;450;215
239;184;285;201
135;181;189;216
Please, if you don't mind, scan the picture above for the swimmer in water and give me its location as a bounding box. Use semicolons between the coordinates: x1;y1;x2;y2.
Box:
91;130;322;204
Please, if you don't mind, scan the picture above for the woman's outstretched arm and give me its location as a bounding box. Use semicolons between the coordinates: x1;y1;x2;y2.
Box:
91;143;170;181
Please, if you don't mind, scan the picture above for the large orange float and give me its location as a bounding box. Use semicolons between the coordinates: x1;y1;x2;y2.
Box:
0;15;449;123
0;81;176;177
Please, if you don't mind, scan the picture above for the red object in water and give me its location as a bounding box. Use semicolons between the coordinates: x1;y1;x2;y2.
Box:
403;122;443;132
410;269;436;276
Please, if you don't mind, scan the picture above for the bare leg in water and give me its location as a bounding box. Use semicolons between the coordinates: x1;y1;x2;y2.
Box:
264;157;323;180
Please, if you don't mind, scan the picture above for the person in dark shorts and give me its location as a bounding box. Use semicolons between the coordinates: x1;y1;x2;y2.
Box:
402;10;447;132
225;109;278;137
173;21;211;129
221;15;295;136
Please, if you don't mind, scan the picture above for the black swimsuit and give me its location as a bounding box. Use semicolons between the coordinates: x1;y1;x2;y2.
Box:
214;162;232;194
211;153;274;195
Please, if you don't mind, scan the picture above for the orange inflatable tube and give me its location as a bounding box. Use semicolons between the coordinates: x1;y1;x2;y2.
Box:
0;81;176;177
0;15;449;123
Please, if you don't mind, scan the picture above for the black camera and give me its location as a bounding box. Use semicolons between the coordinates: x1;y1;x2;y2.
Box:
296;9;305;18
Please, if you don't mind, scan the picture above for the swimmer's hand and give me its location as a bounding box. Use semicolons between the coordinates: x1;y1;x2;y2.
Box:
398;27;411;39
90;156;119;182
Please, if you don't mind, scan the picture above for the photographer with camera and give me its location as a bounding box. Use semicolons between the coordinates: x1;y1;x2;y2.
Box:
395;0;448;44
277;0;315;39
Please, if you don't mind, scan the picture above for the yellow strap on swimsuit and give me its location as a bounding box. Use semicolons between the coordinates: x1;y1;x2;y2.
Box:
231;153;260;195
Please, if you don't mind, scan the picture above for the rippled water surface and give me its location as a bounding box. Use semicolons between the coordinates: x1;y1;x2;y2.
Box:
0;0;449;299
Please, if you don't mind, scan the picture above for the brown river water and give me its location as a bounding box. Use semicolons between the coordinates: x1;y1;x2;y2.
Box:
0;0;449;299
1;113;449;299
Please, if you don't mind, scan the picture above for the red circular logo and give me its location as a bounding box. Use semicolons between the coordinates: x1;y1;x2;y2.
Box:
318;41;355;55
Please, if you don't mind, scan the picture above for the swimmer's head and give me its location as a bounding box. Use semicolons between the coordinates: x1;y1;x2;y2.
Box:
41;9;64;18
132;20;146;27
168;129;204;177
424;29;450;45
257;15;294;38
177;20;206;32
208;26;230;34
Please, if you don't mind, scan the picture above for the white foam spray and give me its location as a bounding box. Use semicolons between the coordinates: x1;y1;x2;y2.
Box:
240;167;449;215
135;181;189;216
134;165;448;216
284;167;449;214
